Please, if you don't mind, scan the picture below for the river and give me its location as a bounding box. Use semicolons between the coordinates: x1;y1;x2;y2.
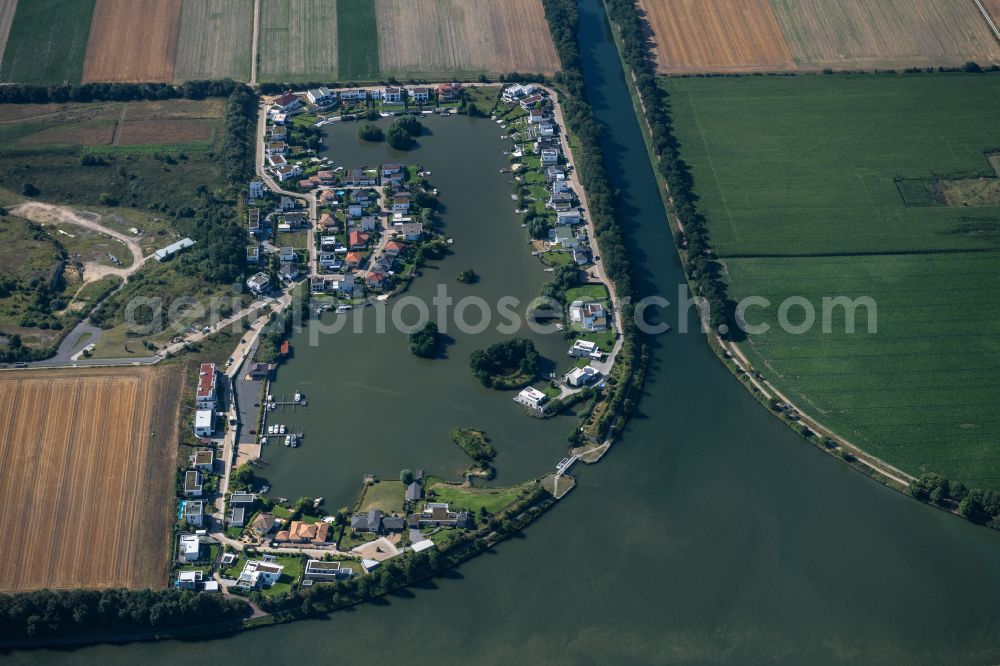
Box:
9;0;1000;663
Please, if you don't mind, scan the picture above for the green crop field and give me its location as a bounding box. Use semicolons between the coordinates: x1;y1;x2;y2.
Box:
258;0;339;83
336;0;378;81
173;0;254;82
0;0;95;85
665;73;1000;489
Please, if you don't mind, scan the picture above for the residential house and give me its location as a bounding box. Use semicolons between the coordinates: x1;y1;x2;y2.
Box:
527;109;547;124
383;240;405;258
184;470;203;497
366;271;389;290
515;386;548;412
573;247;592;265
306;86;335;105
405;481;423;501
549;190;575;211
278;246;296;262
195;363;217;410
194;410;213;438
552;226;578;249
248;207;262;237
236;559;284;590
274;164;303;182
384;87;403;104
349;231;370;249
556;210;581;226
231;492;257;506
520;93;544;110
381;163;404;181
436;82;462;100
332;273;355;294
179;534;200;562
248;362;271;380
391;192;412;212
407;503;470;529
190;448;214;472
545;165;566;182
502;83;538;102
247;272;270;294
267;154;287;169
249;180;265;198
274;520;330;545
272;92;301;112
178;570;204;590
395;221;423;241
310;276;332;293
279;263;299;283
249;512;279;537
304;560;344;582
247;245;260;264
279;196;297;211
348;203;363;218
345;168;377;186
184;500;204;527
410;87;430;103
351;508;383;533
568;339;601;359
316;170;335;185
358;215;379;232
265;141;287;155
344;252;363;268
272;112;287;125
540;148;560;167
318;251;339;271
318;212;337;231
284;211;308;228
339;89;366;102
230;506;247;528
565;365;601;388
570;300;608;332
270;125;287;141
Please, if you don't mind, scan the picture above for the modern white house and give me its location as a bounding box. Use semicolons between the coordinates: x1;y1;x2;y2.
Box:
184;500;204;527
194;410;214;437
184;470;203;497
410;86;430;103
179;534;200;562
540;148;560;166
236;559;284;590
304;559;342;582
274;164;303;182
230;506;246;528
384;87;403;103
514;386;548;412
306;87;335;105
570;300;608;332
565;365;600;388
568;339;601;358
249;180;265;198
247;272;270;294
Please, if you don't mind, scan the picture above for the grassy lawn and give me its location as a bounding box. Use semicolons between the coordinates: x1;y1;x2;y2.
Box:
0;0;96;85
565;284;609;304
426;480;536;515
337;0;379;81
337;526;377;550
666;72;1000;489
542;251;574;267
358;480;405;514
263;555;305;596
276;230;310;250
578;329;616;351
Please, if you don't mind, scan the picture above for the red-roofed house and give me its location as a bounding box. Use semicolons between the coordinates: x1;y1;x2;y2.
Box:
383;241;405;258
349;231;370;249
344;252;363;268
273;93;301;111
196;363;217;410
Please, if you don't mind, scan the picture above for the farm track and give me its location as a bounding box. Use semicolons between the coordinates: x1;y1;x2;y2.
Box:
0;367;183;592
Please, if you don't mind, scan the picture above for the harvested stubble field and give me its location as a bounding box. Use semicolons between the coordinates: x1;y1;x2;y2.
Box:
0;366;184;592
638;0;794;73
259;0;339;83
771;0;1000;70
665;73;1000;489
83;0;182;83
640;0;1000;73
116;118;217;145
0;0;16;66
375;0;560;79
173;0;253;82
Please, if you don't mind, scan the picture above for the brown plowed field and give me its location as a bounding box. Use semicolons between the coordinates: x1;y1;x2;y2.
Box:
82;0;182;83
0;366;184;592
375;0;560;78
976;0;1000;31
638;0;794;73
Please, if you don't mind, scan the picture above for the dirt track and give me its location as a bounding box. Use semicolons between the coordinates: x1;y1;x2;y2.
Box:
11;201;148;283
0;365;184;592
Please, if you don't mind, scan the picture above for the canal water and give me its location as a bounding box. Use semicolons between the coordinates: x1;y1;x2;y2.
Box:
261;113;579;510
11;0;1000;663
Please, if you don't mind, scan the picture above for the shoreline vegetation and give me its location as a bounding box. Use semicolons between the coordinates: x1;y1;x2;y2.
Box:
601;0;1000;530
0;0;654;640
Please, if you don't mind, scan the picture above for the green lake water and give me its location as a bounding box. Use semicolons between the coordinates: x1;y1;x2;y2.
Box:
8;0;1000;663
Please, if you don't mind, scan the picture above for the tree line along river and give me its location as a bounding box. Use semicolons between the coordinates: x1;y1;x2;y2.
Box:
9;0;1000;663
